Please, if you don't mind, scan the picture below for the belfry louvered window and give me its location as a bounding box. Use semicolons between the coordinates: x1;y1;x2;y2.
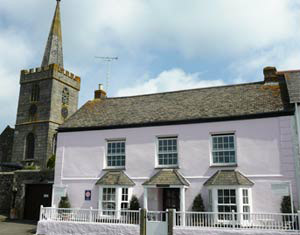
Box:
31;83;40;102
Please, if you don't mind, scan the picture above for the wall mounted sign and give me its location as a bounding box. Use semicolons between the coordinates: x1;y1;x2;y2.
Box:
85;190;91;201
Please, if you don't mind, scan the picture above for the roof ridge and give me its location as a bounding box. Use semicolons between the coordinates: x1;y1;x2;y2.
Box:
106;81;264;100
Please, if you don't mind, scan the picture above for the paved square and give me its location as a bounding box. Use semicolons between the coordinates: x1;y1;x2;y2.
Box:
0;220;36;235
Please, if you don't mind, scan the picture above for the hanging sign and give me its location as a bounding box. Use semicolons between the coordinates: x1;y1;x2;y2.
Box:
85;190;92;201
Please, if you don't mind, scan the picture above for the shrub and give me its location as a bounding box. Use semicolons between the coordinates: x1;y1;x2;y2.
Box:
47;154;56;169
281;196;294;213
192;193;205;212
129;195;140;210
58;195;71;208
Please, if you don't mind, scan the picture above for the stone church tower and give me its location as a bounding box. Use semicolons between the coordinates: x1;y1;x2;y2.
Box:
11;0;80;169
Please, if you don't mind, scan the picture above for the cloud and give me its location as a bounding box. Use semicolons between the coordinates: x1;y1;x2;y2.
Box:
0;29;34;131
116;68;225;96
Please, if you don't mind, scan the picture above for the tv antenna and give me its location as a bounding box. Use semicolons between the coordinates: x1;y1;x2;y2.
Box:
95;56;118;94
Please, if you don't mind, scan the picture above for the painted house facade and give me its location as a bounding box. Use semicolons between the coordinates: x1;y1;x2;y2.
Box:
53;67;300;215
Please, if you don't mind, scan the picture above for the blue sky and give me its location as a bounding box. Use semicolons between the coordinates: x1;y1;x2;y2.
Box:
1;0;300;132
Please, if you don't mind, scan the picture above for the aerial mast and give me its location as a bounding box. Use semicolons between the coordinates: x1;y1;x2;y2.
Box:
95;56;118;94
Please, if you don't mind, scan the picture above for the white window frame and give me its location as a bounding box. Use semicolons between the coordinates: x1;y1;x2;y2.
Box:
101;187;117;215
105;139;126;169
156;136;179;168
98;186;132;216
210;133;237;166
209;186;252;223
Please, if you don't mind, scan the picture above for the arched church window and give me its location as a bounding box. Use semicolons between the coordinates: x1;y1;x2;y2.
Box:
25;133;35;159
62;87;69;105
31;83;40;102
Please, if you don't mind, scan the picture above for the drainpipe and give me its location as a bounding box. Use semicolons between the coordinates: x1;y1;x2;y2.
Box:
294;103;300;209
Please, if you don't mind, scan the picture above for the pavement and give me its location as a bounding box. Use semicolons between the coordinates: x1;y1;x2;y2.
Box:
0;219;37;235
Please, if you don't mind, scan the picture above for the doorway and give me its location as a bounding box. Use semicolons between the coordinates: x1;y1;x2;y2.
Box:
162;188;180;211
24;184;52;220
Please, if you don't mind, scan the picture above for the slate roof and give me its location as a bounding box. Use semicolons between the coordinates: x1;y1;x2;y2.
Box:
142;169;190;186
96;171;135;186
59;81;293;131
204;170;254;186
283;71;300;103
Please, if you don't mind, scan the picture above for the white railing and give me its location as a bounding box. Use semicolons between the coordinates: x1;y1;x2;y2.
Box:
40;206;140;225
147;210;168;222
175;211;300;231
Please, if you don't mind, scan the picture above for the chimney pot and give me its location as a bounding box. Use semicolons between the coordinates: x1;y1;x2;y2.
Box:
94;84;107;99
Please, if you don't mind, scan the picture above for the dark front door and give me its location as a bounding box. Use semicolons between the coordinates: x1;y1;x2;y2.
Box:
24;184;52;220
163;188;180;211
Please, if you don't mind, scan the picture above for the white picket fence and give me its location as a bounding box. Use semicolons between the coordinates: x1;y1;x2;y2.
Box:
39;207;300;232
175;211;300;231
39;206;140;225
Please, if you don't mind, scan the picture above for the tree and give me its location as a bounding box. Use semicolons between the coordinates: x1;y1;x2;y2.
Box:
58;195;71;208
192;193;205;212
47;154;56;169
129;195;140;210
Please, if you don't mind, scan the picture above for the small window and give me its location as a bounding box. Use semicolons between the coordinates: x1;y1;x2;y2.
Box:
25;133;35;159
102;188;116;215
121;188;129;211
211;134;236;164
31;84;40;102
157;137;178;166
106;140;126;168
62;87;70;105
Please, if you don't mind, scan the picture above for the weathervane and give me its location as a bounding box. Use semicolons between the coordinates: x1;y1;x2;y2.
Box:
95;56;118;94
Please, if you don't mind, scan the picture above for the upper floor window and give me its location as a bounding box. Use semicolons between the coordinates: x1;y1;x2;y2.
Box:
106;140;125;168
31;84;40;102
62;87;70;105
25;133;35;159
157;137;178;167
211;133;236;165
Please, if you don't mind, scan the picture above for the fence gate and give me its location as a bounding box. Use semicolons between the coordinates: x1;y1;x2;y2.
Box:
146;211;168;235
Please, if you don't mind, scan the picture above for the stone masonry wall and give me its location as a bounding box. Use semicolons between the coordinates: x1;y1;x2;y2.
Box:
0;172;14;214
13;170;54;219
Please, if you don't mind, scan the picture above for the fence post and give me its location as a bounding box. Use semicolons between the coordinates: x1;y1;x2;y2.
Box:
298;211;300;231
140;208;146;235
39;205;43;221
168;209;174;235
89;207;93;222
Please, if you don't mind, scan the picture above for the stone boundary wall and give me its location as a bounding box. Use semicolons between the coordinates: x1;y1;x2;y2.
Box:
0;172;14;214
37;221;139;235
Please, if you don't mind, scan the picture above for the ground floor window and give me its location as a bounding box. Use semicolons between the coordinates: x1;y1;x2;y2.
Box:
100;187;132;215
209;187;252;221
121;188;129;210
102;188;116;215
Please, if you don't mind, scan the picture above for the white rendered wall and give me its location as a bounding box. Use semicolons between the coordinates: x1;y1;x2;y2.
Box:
54;116;298;212
174;227;298;235
37;221;139;235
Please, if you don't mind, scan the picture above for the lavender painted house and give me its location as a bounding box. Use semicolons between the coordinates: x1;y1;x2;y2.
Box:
53;66;300;216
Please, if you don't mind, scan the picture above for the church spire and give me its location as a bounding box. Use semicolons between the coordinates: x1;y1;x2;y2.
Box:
41;0;63;68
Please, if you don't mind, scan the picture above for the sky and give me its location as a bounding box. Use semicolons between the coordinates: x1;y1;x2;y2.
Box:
1;0;300;132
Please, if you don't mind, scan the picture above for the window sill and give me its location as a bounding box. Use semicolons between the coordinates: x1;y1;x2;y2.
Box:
210;164;237;168
155;166;180;169
103;167;126;171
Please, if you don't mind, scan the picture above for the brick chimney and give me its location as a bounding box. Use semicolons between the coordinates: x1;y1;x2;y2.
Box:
94;84;107;99
263;66;278;84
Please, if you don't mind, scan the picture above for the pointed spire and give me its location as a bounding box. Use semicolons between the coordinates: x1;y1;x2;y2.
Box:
41;0;63;68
